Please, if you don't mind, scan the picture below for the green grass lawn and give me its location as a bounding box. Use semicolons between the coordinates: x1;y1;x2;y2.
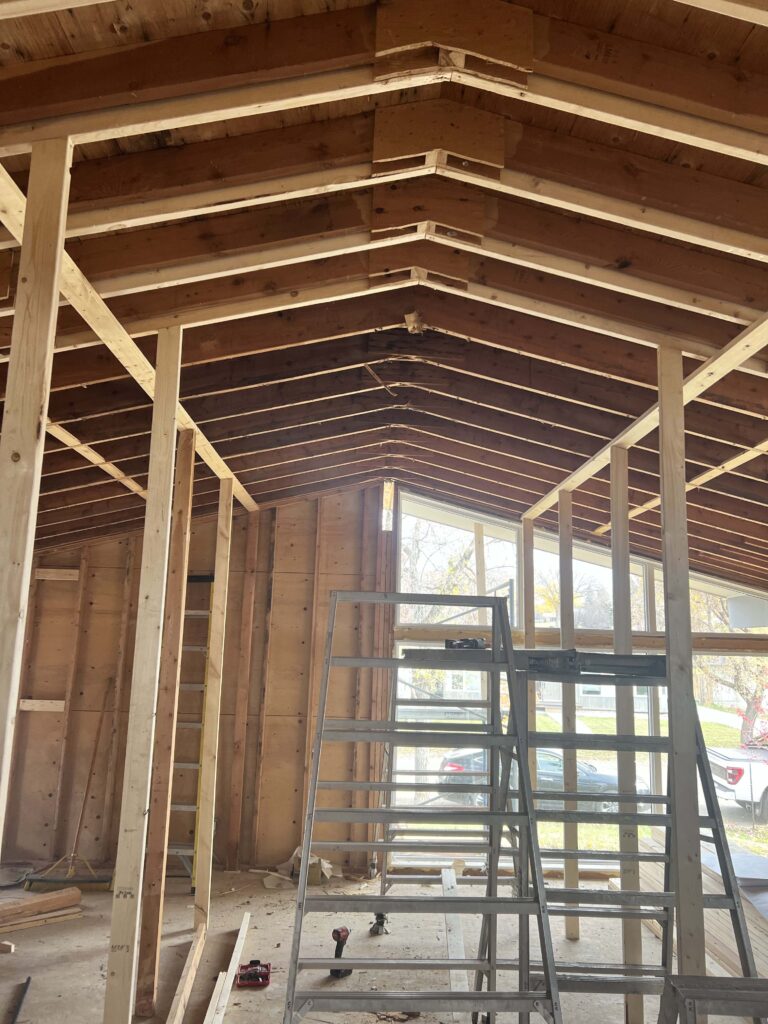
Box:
536;711;561;732
701;720;741;748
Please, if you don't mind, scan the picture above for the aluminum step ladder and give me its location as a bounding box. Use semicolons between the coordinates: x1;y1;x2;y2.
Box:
167;572;214;881
283;591;563;1024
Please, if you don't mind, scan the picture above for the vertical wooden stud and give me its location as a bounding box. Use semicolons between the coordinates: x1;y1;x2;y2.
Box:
135;428;196;1018
103;326;183;1024
644;563;664;807
0;137;73;848
195;478;234;930
610;445;644;1024
657;346;706;975
102;537;139;854
474;522;488;626
226;510;260;871
557;491;579;941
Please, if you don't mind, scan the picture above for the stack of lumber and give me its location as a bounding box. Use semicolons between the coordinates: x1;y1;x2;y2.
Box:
633;837;768;976
0;886;82;934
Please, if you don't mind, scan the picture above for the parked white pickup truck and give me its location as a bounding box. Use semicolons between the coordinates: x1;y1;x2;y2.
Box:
709;746;768;821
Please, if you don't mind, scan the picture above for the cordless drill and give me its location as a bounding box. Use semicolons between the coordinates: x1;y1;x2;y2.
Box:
330;925;352;978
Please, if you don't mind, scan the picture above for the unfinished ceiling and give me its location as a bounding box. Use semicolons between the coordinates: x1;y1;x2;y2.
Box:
0;0;767;589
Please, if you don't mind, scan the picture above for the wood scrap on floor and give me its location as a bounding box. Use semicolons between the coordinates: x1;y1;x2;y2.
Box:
203;913;251;1024
633;838;768;977
0;886;82;934
0;940;15;953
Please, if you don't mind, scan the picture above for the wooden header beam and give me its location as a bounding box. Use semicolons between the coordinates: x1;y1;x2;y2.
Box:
0;161;256;512
522;310;768;521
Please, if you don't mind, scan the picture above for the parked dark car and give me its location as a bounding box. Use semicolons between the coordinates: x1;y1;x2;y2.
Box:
438;747;649;811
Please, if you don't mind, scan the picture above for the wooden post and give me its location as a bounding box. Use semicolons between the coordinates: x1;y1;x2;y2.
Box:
103;326;183;1024
226;510;260;870
474;522;488;626
610;445;644;1024
195;478;234;930
0;137;73;851
135;427;196;1018
557;491;579;940
657;346;707;975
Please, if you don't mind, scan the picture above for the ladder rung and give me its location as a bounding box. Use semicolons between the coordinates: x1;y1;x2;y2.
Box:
326;718;490;733
388;828;491;838
182;645;208;652
547;889;675;907
549;907;666;919
167;842;195;856
533;790;662;804
315;808;526;825
332;655;507;672
184;609;211;617
317;780;493;793
538;810;713;827
293;991;545;1013
173;761;200;770
179;683;205;692
529;731;669;752
176;721;202;730
540;848;669;863
310;841;492;853
170;803;197;812
323;728;517;747
303;895;540;915
395;698;491;708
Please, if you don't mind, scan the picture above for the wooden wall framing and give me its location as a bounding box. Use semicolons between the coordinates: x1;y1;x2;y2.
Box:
2;482;392;871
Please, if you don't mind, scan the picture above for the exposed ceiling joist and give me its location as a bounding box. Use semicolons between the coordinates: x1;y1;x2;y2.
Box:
670;0;768;25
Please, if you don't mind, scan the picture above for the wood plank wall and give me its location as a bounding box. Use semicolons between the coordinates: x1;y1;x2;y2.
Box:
1;483;389;869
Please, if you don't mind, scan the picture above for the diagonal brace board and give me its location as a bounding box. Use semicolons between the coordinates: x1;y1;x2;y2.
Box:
0;161;256;512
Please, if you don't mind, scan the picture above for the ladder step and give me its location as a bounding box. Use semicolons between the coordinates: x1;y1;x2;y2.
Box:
184;609;211;617
395;698;491;708
549;907;666;919
533;789;661;804
388;828;491;839
182;645;208;652
322;727;517;747
332;654;507;672
167;842;195;856
538;810;713;827
310;841;493;854
176;721;203;730
303;895;540;915
317;780;493;793
529;731;669;752
179;683;205;692
326;718;490;733
540;848;669;863
170;803;197;812
173;761;201;770
315;808;526;825
293;991;545;1013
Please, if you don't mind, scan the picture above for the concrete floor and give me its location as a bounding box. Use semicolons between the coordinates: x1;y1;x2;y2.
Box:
0;871;746;1023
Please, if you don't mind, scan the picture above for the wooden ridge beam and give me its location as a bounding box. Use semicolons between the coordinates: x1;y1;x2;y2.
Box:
0;162;256;511
0;5;766;164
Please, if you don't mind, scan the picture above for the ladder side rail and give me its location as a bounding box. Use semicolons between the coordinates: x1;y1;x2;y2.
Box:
283;591;340;1024
486;607;503;1023
500;599;562;1024
660;760;675;977
379;664;399;897
695;718;759;981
